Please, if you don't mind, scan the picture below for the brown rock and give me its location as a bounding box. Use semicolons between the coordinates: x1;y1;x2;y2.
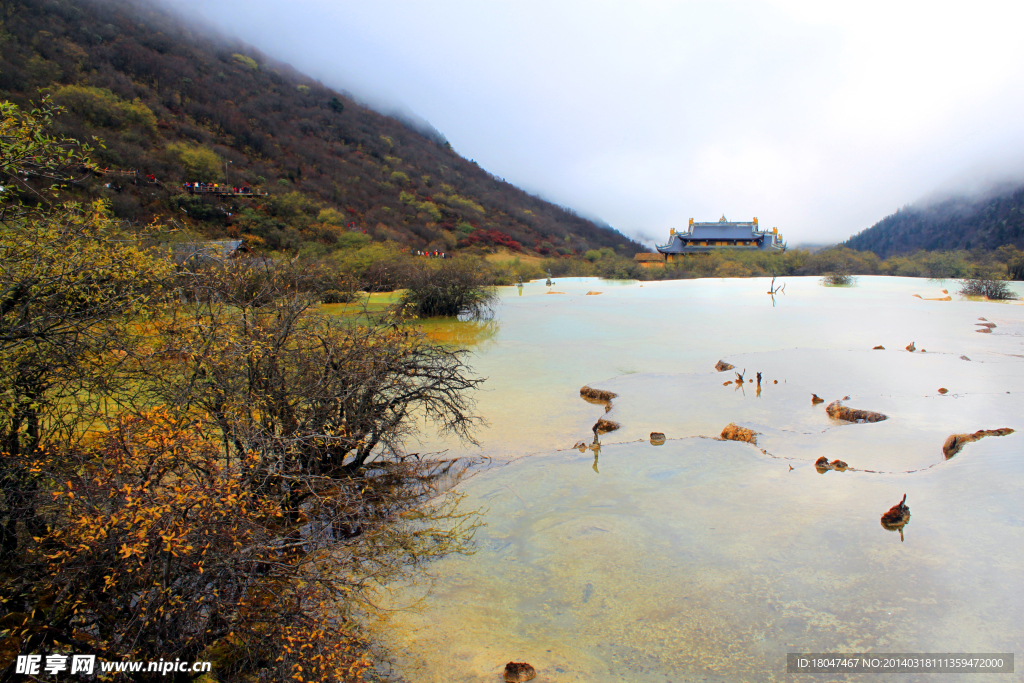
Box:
873;345;885;350
938;388;948;394
649;432;666;445
880;494;910;530
580;385;617;402
814;456;832;473
976;327;992;333
942;428;1015;458
723;381;732;386
504;662;537;683
714;360;735;372
830;459;849;471
906;342;916;352
825;400;887;423
593;418;620;434
811;394;824;405
720;423;757;444
773;379;778;384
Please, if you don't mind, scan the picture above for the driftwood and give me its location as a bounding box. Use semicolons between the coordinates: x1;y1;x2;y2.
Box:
942;428;1014;458
720;423;757;444
767;275;786;306
906;342;916;352
826;400;887;423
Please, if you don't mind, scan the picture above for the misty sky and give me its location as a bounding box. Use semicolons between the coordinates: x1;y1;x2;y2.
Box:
161;0;1024;246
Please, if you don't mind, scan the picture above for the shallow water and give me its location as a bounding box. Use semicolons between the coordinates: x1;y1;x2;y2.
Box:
375;276;1024;682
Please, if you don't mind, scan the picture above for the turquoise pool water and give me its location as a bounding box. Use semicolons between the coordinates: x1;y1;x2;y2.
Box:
377;276;1024;682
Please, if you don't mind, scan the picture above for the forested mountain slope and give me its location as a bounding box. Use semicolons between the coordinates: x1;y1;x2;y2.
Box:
844;183;1024;258
0;0;643;256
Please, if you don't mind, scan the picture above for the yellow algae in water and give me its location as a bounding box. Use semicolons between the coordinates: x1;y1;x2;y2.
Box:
417;319;499;347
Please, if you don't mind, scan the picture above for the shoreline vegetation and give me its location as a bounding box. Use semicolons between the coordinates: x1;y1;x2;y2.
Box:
1;98;1020;683
0;100;485;682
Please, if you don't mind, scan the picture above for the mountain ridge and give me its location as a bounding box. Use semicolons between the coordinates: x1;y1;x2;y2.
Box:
843;182;1024;258
0;0;644;257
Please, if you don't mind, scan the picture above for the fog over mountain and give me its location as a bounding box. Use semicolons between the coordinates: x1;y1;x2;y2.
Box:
157;0;1024;246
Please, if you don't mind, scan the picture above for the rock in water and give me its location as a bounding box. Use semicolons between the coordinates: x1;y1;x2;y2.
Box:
880;494;910;530
580;385;617;402
906;342;916;352
504;662;537;682
811;394;824;405
814;456;832;473
873;345;885;350
830;459;849;471
826;400;887;423
942;428;1015;458
714;360;735;372
592;418;620;434
938;388;948;394
720;423;757;444
649;432;666;445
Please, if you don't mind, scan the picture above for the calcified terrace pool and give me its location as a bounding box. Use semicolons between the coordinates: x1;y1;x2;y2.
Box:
366;276;1024;683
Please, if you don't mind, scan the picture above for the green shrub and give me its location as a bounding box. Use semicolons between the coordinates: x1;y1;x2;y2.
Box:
320;289;356;303
232;53;259;70
167;142;222;182
52;85;157;131
400;258;496;318
958;278;1016;300
820;272;857;286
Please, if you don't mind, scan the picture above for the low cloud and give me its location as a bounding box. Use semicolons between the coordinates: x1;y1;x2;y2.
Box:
158;0;1024;245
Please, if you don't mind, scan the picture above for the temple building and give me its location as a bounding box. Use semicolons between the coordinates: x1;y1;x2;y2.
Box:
654;216;785;261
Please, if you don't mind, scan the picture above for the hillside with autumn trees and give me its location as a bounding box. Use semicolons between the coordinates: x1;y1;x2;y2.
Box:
0;0;643;259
